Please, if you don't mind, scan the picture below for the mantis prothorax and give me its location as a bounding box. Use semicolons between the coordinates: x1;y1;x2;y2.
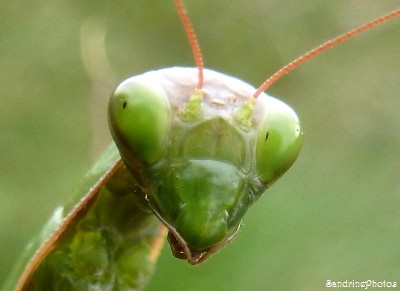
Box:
6;1;399;290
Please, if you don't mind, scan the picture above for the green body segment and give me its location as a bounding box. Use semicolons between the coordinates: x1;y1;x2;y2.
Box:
108;67;303;255
4;144;163;290
29;166;160;290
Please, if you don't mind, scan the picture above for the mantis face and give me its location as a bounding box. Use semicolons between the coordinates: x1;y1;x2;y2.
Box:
108;67;303;262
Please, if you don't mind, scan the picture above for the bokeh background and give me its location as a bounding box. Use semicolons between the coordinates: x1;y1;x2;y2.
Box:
1;1;399;290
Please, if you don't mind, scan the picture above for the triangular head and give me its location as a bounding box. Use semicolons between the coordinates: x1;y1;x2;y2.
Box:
108;67;303;263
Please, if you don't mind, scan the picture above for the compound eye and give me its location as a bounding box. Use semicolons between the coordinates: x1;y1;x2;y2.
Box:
108;76;171;165
255;98;303;186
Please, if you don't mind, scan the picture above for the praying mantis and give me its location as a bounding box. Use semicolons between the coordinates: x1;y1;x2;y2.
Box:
1;1;398;290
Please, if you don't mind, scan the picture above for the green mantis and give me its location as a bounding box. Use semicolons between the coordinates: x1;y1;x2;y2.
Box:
3;0;399;290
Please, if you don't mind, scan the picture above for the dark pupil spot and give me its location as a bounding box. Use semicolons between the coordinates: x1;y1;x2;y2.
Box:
265;131;270;141
122;101;127;109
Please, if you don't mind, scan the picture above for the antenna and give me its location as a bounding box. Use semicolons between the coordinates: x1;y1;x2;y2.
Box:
174;0;204;90
253;9;400;99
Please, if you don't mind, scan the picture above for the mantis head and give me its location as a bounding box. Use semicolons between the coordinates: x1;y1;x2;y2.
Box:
108;68;302;263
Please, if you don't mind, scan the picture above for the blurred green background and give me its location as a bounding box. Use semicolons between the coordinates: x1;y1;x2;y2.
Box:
1;1;399;290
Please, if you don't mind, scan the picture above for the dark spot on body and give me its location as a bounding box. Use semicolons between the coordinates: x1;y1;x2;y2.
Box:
265;131;269;141
122;101;127;109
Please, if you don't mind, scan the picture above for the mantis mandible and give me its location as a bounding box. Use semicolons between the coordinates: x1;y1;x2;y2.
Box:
4;1;399;290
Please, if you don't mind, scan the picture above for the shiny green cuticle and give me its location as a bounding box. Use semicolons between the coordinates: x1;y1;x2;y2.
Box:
108;76;171;165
